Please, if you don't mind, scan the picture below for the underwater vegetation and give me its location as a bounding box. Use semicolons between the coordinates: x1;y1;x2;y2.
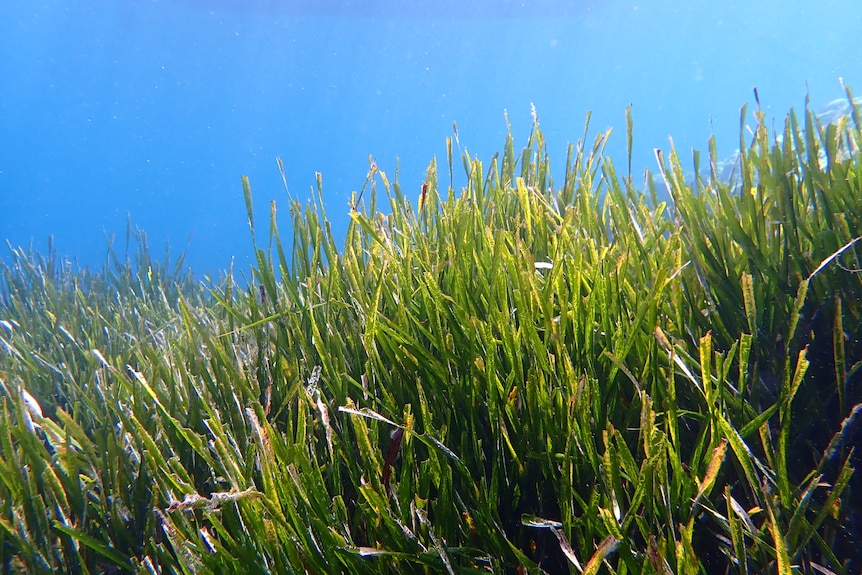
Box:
1;89;861;574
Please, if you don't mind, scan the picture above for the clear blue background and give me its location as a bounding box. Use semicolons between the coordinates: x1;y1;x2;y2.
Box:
2;0;860;275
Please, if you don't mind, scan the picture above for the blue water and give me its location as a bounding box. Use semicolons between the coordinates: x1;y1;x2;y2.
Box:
2;0;860;275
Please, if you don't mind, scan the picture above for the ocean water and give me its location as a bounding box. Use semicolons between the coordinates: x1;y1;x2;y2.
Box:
1;0;860;276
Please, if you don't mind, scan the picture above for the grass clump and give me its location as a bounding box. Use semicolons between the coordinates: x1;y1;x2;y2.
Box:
1;90;861;574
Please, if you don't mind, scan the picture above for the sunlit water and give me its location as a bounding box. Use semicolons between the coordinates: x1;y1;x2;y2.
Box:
1;0;860;275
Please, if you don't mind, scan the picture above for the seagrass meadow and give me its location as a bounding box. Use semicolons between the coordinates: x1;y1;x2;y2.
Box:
1;91;862;575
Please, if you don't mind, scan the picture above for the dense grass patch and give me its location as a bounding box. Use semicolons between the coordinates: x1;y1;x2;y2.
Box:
2;92;861;574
